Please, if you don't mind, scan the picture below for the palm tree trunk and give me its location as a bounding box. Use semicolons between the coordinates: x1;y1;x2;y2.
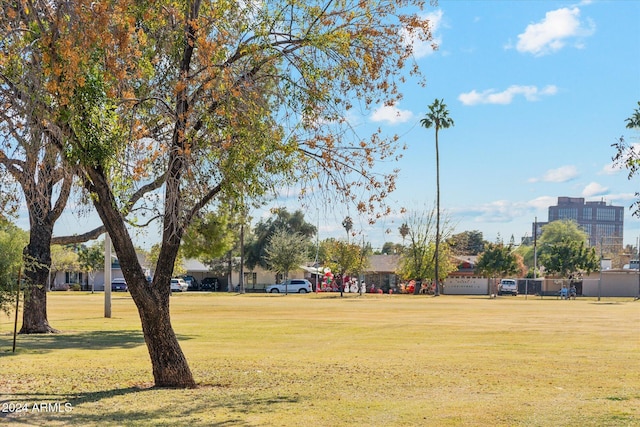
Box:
434;126;440;296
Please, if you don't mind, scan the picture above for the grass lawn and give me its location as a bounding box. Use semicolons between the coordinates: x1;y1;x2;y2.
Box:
1;292;639;426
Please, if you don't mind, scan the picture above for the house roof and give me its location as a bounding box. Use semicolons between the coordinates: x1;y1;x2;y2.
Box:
183;258;211;273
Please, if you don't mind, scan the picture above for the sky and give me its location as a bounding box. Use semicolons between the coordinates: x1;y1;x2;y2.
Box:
20;0;640;251
296;0;640;250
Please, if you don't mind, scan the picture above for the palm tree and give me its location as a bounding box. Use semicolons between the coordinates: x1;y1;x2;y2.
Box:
342;216;353;243
399;222;409;247
420;99;454;296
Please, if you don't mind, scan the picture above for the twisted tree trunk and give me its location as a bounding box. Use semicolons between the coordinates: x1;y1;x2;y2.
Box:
20;221;58;334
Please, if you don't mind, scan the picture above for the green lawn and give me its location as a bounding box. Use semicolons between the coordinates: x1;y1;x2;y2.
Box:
1;292;638;426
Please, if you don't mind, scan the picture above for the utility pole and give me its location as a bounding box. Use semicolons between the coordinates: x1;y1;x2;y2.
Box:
238;222;245;294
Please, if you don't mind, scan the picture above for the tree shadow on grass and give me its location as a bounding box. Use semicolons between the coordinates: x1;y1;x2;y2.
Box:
1;386;301;426
1;330;194;355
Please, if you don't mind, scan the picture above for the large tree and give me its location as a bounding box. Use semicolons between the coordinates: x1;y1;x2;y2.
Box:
420;99;454;296
0;25;105;332
1;0;435;387
0;125;72;332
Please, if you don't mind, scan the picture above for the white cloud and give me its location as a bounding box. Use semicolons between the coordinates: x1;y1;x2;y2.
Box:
516;7;595;56
403;10;444;59
458;84;557;106
452;197;554;224
600;162;621;176
370;103;414;124
529;165;578;183
606;192;637;202
582;182;609;197
527;196;557;210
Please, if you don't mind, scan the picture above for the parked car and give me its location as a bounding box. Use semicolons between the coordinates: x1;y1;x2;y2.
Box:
170;278;188;292
182;275;200;291
201;277;219;291
498;279;518;296
266;279;313;294
111;278;128;292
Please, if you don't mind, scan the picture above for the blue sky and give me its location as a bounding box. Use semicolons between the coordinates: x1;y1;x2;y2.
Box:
303;0;640;249
30;0;640;251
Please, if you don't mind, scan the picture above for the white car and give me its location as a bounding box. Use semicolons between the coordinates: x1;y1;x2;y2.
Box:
498;279;518;296
170;278;188;292
266;279;313;294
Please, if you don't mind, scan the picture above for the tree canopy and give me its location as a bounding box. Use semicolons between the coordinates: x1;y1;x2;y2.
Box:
539;220;589;247
538;240;599;279
447;230;486;255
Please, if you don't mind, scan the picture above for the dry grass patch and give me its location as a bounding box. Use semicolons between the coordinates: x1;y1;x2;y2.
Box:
1;292;638;426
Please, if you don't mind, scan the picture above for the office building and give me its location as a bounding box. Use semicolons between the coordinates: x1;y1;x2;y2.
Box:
533;197;623;248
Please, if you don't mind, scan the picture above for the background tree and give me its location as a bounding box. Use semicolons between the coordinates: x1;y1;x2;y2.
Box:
342;216;353;241
539;240;599;280
77;242;104;292
475;243;520;297
447;230;486;255
0;221;28;315
245;209;316;270
181;209;236;265
49;245;80;290
380;242;403;255
0;126;72;331
146;243;186;278
420;99;455;296
399;223;409;246
181;207;239;291
539;220;590;246
397;207;456;293
514;243;536;277
264;229;310;294
321;238;369;295
1;0;434;387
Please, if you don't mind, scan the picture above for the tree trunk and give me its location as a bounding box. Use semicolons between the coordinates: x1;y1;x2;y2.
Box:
85;168;196;388
20;222;58;334
138;293;196;388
